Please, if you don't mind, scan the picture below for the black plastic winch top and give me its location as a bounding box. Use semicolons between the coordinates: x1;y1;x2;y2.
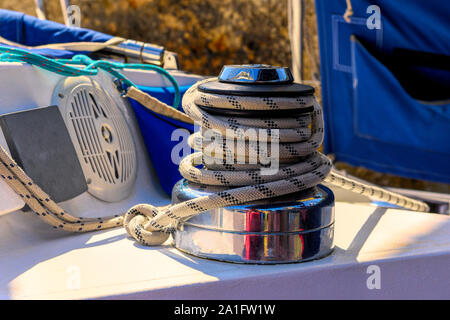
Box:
197;64;315;117
198;64;315;97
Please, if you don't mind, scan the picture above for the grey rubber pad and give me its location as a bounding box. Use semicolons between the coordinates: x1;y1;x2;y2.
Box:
0;106;87;203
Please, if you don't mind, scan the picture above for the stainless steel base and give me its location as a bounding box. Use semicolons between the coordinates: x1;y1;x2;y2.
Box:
172;180;335;264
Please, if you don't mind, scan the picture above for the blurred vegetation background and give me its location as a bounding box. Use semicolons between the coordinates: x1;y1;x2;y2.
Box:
1;0;448;193
0;0;319;79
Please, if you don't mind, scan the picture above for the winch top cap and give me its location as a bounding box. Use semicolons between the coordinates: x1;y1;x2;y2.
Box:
219;64;294;84
199;64;314;97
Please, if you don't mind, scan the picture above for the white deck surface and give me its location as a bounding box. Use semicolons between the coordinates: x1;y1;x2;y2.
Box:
1;201;449;300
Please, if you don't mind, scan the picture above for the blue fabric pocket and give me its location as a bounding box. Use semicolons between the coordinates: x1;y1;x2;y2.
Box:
352;38;450;154
351;37;450;182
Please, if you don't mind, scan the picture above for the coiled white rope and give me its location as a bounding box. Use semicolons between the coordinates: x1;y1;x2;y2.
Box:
0;78;429;243
123;78;430;246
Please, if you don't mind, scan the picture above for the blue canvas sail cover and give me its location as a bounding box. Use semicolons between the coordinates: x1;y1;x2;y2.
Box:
0;9;194;195
315;0;450;184
0;9;112;57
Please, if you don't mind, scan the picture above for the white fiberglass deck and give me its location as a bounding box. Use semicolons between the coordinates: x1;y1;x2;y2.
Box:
1;201;449;299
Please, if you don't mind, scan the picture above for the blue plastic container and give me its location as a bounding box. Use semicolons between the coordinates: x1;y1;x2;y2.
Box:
129;85;194;195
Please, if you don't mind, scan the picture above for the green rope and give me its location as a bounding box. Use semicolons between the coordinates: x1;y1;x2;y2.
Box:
0;46;181;109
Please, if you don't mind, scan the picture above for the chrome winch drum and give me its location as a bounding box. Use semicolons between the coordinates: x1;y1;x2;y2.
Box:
172;65;335;264
173;180;335;264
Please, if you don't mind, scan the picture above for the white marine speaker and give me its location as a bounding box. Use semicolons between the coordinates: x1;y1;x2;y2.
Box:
52;76;137;202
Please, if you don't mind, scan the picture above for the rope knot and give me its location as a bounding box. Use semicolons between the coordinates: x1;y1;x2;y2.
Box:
124;204;171;246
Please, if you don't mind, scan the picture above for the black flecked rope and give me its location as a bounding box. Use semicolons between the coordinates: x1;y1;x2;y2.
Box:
0;146;123;232
0;80;429;244
123;79;429;246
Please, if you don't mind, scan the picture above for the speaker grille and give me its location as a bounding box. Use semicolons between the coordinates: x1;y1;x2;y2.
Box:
54;77;137;202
